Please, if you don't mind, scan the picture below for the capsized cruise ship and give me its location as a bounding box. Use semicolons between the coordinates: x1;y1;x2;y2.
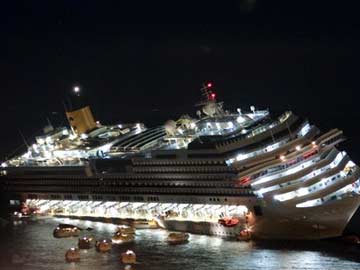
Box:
1;84;360;240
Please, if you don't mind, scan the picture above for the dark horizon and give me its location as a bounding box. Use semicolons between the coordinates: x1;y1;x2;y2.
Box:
1;1;359;162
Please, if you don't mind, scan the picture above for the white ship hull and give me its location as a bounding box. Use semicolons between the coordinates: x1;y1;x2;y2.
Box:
158;219;244;238
21;191;360;240
251;196;360;240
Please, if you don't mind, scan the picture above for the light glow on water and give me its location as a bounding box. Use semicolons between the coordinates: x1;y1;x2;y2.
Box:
1;218;360;270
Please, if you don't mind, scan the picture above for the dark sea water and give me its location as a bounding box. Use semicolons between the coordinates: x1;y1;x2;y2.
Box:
1;217;360;270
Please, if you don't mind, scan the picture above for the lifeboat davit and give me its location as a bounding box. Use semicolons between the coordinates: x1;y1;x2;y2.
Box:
218;217;239;227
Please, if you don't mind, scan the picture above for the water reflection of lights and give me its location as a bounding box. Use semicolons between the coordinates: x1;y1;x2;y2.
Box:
84;220;92;227
196;235;209;245
13;220;23;226
93;222;105;231
210;237;223;247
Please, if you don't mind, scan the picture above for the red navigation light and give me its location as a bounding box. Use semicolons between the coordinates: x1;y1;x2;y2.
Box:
207;82;212;88
211;93;216;99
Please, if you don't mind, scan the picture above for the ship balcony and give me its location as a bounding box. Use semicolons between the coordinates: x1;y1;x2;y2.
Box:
276;165;360;205
296;177;360;208
256;151;349;198
251;152;337;190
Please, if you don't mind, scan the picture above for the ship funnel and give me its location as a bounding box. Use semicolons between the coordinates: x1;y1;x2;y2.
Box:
66;106;96;135
65;87;97;135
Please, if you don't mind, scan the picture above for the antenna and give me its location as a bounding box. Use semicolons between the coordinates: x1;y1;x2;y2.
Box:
200;82;216;101
18;129;29;148
286;120;293;139
196;82;217;106
46;117;53;128
62;100;68;112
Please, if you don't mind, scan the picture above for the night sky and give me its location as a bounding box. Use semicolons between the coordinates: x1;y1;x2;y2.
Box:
1;1;359;161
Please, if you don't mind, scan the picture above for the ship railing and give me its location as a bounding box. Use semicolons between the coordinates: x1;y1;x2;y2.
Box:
296;177;360;208
287;166;360;205
240;135;339;186
261;152;350;198
252;150;340;190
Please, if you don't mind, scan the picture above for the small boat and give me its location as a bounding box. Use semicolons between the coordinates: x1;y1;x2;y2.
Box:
78;236;94;249
53;207;65;214
19;203;40;216
237;229;251;241
341;235;360;244
95;239;112;252
117;226;136;235
121;250;136;264
112;232;135;244
218;217;239;227
53;225;80;238
167;232;189;245
11;211;29;219
133;219;158;229
65;247;80;262
58;223;81;229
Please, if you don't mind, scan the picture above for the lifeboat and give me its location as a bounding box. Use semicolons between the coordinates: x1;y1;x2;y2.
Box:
53;224;81;238
218;217;239;227
78;236;94;249
121;250;136;264
11;211;27;219
19;203;39;216
342;235;360;244
167;232;189;245
117;226;136;235
112;232;135;244
65;247;80;262
133;219;159;229
53;207;65;214
237;229;251;241
95;239;112;252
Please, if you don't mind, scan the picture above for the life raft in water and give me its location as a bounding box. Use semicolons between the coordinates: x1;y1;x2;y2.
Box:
218;217;240;227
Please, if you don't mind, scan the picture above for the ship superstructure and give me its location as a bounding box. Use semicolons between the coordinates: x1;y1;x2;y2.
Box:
1;84;360;239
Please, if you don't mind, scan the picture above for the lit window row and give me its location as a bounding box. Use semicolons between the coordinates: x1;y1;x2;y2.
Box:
296;178;360;208
255;151;346;196
274;160;356;202
252;155;321;186
227;122;312;167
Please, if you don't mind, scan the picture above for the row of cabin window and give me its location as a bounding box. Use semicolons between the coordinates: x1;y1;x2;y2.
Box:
8;178;233;185
133;160;225;166
100;181;234;188
5;180;234;188
6;179;236;188
101;174;233;180
133;167;235;173
8;173;234;181
8;185;253;195
209;197;228;202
